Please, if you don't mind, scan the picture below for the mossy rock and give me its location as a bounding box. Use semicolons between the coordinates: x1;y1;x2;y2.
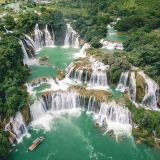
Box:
57;70;66;80
136;74;145;103
132;129;149;138
69;86;113;103
20;105;31;126
145;137;155;147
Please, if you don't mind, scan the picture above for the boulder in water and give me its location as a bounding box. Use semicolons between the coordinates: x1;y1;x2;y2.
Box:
118;136;124;142
135;139;141;145
57;69;66;80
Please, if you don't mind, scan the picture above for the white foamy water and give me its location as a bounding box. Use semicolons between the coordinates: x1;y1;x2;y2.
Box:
94;101;132;139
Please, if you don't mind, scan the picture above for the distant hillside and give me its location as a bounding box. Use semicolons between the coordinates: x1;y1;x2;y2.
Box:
108;0;160;15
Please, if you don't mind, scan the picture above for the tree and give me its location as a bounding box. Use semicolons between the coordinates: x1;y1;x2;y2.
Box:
0;131;10;160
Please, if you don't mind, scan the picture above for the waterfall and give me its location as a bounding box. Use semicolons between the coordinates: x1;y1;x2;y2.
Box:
64;23;73;47
44;25;54;46
34;24;43;49
128;72;136;102
66;57;109;88
80;43;90;56
89;71;108;87
90;57;109;72
85;71;88;83
29;99;47;121
100;39;123;50
71;30;76;46
52;28;55;46
19;40;30;64
74;36;80;48
138;71;159;110
24;34;36;54
29;77;54;87
95;101;132;138
87;96;98;113
73;69;83;82
29;91;132;138
29;91;85;121
5;111;29;143
66;66;75;79
64;23;79;48
4;26;9;33
116;71;129;92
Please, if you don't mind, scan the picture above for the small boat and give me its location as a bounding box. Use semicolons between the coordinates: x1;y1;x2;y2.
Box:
28;136;44;151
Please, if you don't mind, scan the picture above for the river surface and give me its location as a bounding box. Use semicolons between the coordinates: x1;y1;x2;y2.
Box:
9;28;160;160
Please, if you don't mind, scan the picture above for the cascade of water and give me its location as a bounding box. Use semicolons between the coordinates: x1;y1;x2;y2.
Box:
85;71;88;82
29;91;84;120
87;96;97;112
11;112;29;141
128;72;136;102
52;28;55;46
100;39;123;50
138;71;159;110
24;34;36;53
96;101;132;138
29;77;54;87
64;23;74;47
72;31;76;46
64;23;79;48
34;24;43;49
29;99;47;121
74;36;80;48
89;71;108;87
9;138;15;146
73;69;83;82
90;57;110;72
19;40;30;64
66;66;75;79
116;71;129;92
44;25;54;46
5;111;29;142
4;26;9;33
80;43;91;56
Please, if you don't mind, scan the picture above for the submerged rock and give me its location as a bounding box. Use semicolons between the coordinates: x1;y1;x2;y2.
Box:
135;139;141;145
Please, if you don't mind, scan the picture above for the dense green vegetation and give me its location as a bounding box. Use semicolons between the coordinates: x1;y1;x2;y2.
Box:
123;31;160;85
125;97;160;147
0;130;10;160
0;33;30;159
0;34;30;117
0;0;160;158
47;0;112;47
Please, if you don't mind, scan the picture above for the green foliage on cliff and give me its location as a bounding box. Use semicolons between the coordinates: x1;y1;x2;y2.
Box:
0;130;10;160
16;12;39;33
123;31;160;84
109;56;131;84
125;98;160;147
0;34;30;117
71;13;111;47
40;10;66;29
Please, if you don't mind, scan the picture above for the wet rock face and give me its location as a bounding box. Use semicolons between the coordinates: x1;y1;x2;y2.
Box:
57;69;66;80
20;105;31;126
54;28;66;45
69;85;113;103
136;74;145;103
